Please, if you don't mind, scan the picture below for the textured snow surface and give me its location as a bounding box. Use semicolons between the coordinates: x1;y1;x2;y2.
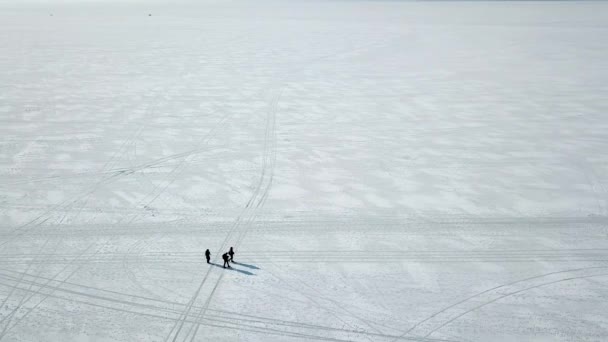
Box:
1;1;608;341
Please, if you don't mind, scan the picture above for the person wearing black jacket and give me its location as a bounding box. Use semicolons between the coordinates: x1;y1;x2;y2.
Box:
228;247;235;262
205;249;211;264
222;252;231;268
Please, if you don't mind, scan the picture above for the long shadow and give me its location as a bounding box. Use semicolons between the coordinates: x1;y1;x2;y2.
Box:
232;261;260;270
209;262;254;276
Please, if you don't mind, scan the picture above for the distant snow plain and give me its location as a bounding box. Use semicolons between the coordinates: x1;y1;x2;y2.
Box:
1;0;608;341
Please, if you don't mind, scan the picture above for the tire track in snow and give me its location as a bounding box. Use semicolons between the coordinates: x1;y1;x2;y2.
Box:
422;271;608;339
5;215;602;238
0;269;456;342
0;97;166;248
0;241;99;340
0;237;51;338
175;36;399;342
3;249;608;265
0;144;224;188
0;238;51;309
1;48;212;239
394;266;608;341
114;32;266;225
165;68;289;341
260;264;389;342
57;97;158;225
184;85;285;342
160;35;444;341
166;86;281;342
121;108;233;225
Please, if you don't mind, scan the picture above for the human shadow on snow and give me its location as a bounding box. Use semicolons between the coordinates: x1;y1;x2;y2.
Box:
209;262;254;276
232;261;259;270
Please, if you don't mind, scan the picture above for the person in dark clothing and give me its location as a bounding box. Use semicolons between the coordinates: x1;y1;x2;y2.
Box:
222;252;231;268
228;247;235;262
205;249;211;264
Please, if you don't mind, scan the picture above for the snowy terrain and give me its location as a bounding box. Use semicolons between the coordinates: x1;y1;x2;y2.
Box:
1;0;608;341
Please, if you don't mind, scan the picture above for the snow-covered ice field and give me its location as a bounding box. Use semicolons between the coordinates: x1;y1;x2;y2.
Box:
1;0;608;341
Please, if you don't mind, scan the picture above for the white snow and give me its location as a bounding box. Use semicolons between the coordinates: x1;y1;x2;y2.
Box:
1;0;608;341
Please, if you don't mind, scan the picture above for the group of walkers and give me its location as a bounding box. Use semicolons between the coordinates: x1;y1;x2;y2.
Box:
205;247;235;268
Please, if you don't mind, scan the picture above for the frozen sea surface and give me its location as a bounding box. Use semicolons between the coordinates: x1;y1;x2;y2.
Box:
1;0;608;341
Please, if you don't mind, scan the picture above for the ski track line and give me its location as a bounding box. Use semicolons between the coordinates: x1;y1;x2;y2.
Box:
167;74;287;342
2;223;598;237
166;185;262;341
0;168;137;250
121;46;279;227
5;249;608;264
0;255;100;338
4;215;604;238
178;84;283;342
156;196;268;342
252;212;398;338
75;122;156;224
0;238;53;339
0;241;99;340
3;257;608;265
166;90;278;341
122;237;165;300
251;87;280;214
124;107;227;220
0;272;185;315
0;281;442;342
164;256;225;342
422;271;608;338
5;248;608;258
130;233;189;302
0;270;457;342
0;236;60;318
0;274;185;321
2;54;196;237
0;256;55;338
3;247;608;272
184;276;222;342
277;260;398;334
122;233;179;302
59;98;156;225
122;100;238;226
260;255;394;342
0;142;223;188
8;107;147;232
194;34;401;262
70;81;186;223
393;266;608;341
0;237;51;314
0;242;95;322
